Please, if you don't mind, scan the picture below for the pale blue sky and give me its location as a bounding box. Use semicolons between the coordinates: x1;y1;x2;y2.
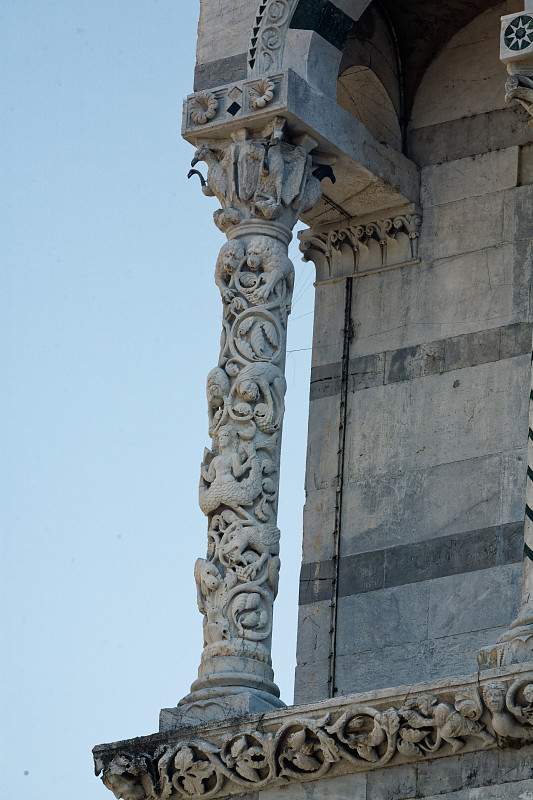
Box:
2;3;315;798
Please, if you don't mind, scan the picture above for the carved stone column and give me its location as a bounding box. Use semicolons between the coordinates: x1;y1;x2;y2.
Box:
174;117;322;722
478;6;533;668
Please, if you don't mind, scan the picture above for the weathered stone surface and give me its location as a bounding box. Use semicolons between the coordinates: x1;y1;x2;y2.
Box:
419;192;507;263
366;764;417;800
336;583;430;655
260;772;367;800
340;451;526;556
310;323;532;399
300;524;524;606
196;0;257;65
194;54;248;91
296;600;331;667
345;357;529;482
409;106;532;166
410;5;509;130
301;488;337;564
349;244;529;358
428;564;522;638
305;394;341;492
421;148;519;207
311;282;346;369
334;628;511;694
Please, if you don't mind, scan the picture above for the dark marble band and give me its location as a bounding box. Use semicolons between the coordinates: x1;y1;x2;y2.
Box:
290;0;353;50
194;54;248;91
299;521;524;605
310;322;532;401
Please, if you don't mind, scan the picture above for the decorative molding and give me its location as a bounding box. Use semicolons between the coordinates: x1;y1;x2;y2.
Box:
94;667;533;800
299;212;422;283
248;1;300;77
184;74;287;134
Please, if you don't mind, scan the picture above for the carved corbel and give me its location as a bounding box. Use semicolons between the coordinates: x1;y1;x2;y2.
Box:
299;213;422;283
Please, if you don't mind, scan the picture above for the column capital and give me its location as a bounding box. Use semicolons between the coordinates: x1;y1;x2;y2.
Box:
182;69;419;228
186;115;322;233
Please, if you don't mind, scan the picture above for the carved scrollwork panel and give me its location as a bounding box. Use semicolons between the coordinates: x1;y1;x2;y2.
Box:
97;672;533;800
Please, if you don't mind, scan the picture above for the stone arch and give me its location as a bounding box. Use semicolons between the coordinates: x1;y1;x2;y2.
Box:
249;0;506;149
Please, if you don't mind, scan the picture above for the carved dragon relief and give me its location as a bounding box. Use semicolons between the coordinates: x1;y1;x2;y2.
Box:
96;675;533;800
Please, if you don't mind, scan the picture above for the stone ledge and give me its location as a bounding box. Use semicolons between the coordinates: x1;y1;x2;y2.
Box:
94;663;533;800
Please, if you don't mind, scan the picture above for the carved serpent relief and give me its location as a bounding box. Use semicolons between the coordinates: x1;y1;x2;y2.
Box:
97;677;533;800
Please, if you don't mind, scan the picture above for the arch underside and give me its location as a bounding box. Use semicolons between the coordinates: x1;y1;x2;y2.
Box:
287;0;504;120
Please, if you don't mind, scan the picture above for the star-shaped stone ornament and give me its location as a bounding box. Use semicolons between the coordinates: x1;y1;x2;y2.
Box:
504;15;533;52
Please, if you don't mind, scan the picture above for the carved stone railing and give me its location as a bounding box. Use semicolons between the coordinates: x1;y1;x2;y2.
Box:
94;664;533;800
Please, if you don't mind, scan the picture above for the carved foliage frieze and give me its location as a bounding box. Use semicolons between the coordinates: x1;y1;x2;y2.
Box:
96;674;533;800
299;214;422;283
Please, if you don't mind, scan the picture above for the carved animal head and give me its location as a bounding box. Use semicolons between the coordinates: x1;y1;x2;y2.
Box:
217;240;246;275
483;682;506;713
523;684;533;705
246;238;271;271
237;378;259;403
191;144;216;168
194;559;222;595
207;367;230;406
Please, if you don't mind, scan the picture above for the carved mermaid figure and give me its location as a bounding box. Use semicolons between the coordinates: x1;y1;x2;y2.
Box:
199;424;272;515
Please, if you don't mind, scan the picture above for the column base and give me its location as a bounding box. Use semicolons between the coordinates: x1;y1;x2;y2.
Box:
479;605;533;669
160;688;285;732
